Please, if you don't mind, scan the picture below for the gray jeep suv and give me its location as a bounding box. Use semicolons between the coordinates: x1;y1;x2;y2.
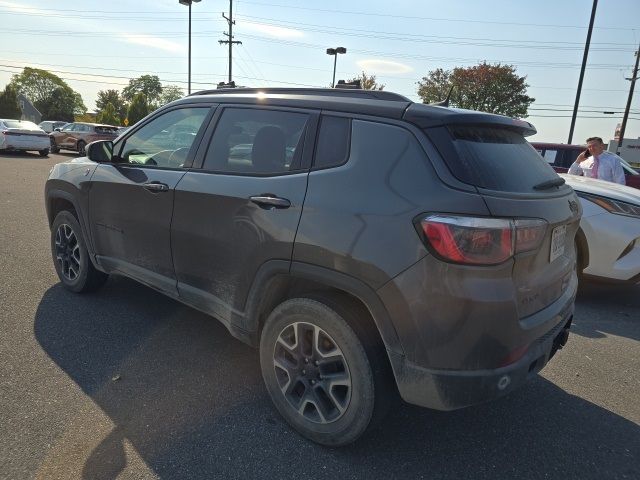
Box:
45;87;581;446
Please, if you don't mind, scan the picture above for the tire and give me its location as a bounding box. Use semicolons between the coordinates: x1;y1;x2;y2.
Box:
39;148;49;157
77;140;86;156
51;211;108;293
50;138;60;154
260;294;391;446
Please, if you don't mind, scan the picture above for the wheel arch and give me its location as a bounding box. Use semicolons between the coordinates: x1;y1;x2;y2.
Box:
238;261;403;357
575;226;589;274
46;187;98;267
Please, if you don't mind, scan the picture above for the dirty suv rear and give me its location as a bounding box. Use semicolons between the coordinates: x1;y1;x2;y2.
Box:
45;88;580;447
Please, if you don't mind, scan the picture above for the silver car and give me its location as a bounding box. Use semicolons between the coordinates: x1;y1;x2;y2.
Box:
0;119;51;156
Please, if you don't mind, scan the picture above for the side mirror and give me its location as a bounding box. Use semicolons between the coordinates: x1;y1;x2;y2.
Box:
86;140;113;163
54;128;61;132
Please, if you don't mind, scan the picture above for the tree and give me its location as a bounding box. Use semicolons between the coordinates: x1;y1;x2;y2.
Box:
127;93;150;125
0;84;21;119
122;75;162;108
96;89;126;121
9;67;86;121
347;71;385;90
416;62;534;118
97;102;120;126
158;85;184;106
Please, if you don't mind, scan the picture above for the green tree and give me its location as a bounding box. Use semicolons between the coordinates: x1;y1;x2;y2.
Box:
0;84;21;119
127;93;150;126
97;102;119;125
416;62;534;117
96;89;126;121
347;71;385;90
158;85;184;106
9;67;85;121
122;75;162;108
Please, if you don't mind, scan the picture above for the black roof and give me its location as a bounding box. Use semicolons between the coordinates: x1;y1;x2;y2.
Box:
174;87;537;136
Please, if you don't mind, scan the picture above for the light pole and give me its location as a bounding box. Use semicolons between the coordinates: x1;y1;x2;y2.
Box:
326;47;346;88
179;0;201;95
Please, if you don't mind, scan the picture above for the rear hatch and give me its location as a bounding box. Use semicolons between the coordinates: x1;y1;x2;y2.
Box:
421;121;581;318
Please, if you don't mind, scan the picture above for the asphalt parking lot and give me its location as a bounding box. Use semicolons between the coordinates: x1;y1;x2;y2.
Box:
1;152;638;480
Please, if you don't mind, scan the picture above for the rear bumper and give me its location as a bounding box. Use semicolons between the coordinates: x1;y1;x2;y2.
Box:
389;311;573;410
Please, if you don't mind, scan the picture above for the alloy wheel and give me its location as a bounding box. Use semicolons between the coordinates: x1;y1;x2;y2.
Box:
273;321;352;424
54;223;81;281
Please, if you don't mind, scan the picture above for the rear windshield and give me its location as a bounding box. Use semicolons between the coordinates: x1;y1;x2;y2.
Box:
4;120;38;129
427;126;560;192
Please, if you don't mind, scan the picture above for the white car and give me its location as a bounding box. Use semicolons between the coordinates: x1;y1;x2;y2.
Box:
0;119;51;156
561;174;640;283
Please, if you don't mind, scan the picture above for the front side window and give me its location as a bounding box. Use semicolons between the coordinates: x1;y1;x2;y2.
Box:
62;124;75;132
202;108;309;175
117;107;209;168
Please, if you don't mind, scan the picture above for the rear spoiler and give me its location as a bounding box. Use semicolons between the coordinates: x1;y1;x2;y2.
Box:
403;103;537;137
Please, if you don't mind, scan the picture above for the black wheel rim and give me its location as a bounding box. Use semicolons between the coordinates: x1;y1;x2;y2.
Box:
54;223;81;281
273;321;352;424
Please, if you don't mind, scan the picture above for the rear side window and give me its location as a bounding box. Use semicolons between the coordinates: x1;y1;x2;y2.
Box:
313;116;351;169
427;126;560;192
203;108;309;175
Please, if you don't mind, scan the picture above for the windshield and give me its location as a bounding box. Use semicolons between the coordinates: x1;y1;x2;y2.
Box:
620;158;639;176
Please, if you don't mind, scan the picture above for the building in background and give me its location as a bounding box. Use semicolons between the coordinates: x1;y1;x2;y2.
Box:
17;93;41;124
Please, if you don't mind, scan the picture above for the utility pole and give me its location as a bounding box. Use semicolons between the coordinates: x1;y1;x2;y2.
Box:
616;43;640;155
219;0;242;84
568;0;597;144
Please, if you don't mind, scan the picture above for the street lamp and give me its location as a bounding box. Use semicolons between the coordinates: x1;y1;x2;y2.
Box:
326;47;346;88
179;0;201;95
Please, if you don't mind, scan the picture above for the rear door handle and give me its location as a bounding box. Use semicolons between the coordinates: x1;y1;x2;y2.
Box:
144;182;170;193
250;195;291;209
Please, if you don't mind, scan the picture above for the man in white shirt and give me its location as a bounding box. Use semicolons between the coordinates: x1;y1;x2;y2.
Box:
568;136;626;185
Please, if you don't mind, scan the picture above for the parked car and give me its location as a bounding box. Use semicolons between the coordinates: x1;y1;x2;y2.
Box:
45;87;581;446
49;122;119;155
561;174;640;283
0;119;50;156
531;142;640;189
38;120;67;133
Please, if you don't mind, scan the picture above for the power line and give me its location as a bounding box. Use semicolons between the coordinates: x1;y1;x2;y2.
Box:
2;4;637;30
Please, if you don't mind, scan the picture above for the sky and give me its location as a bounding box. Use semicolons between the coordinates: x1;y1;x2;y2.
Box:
0;0;639;144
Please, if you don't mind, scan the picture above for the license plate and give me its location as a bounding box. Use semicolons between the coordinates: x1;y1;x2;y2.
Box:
550;225;567;263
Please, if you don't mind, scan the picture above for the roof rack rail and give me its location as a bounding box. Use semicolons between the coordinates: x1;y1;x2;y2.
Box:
188;87;410;102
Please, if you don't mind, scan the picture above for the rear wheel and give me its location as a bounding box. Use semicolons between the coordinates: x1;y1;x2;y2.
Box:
260;295;391;446
51;210;108;293
77;140;86;156
39;148;49;157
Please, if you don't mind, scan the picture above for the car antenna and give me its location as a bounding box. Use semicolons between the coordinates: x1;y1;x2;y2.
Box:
430;85;454;107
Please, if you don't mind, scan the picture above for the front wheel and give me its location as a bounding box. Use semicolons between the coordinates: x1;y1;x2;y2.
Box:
77;140;86;156
50;137;60;154
51;211;108;293
39;148;49;157
260;296;390;446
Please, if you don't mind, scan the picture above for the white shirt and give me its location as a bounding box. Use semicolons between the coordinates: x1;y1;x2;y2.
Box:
568;151;626;185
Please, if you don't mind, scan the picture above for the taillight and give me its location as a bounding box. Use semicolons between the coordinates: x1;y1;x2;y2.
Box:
419;215;547;265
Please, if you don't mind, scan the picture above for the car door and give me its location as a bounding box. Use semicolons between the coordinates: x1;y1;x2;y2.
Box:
171;106;317;325
88;105;213;294
57;123;76;148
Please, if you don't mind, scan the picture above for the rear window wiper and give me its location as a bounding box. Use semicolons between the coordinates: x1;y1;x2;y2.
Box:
533;177;566;190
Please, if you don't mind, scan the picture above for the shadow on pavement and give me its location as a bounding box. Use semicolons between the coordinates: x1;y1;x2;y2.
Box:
35;277;639;479
573;281;640;341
